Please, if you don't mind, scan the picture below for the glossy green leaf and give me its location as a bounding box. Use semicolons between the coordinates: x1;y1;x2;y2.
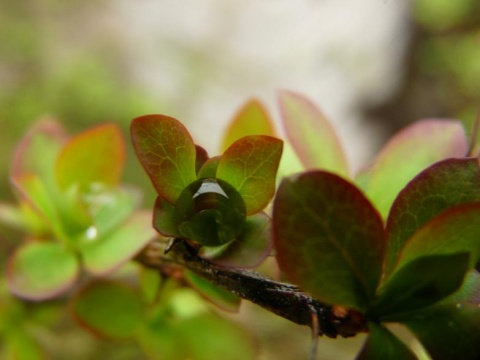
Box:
217;135;283;215
56;123;125;192
442;270;480;305
184;270;240;312
278;90;349;177
153;196;181;237
364;119;467;219
394;203;480;271
200;212;272;268
371;253;470;319
81;211;156;276
131;115;197;204
7;242;79;300
402;303;480;360
356;322;417;360
174;178;247;246
11;118;68;190
385;158;480;274
272;171;385;310
71;281;143;339
221;98;275;151
197;156;221;179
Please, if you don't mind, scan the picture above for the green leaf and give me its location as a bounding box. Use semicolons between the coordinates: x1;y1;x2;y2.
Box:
11;118;68;191
356;322;417;360
402;303;480;360
81;211;156;276
197;156;221;179
4;330;45;360
71;281;144;339
131;115;197;204
7;242;79;300
56;123;125;192
200;212;272;268
184;270;241;312
153;196;181;237
221;98;275;151
217;135;283;215
278;90;349;177
394;203;480;271
385;158;480;274
85;185;141;239
370;253;470;319
364;120;467;219
272;171;385;310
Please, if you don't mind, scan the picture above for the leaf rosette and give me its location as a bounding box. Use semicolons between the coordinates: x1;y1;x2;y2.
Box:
131;114;283;268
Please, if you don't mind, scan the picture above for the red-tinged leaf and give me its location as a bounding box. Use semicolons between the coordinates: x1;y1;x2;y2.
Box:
195;145;209;174
184;270;241;312
278;90;349;177
356;323;417;360
11;117;68;185
442;270;480;305
197;156;221;179
401;303;480;360
200;212;272;268
56;123;125;192
220;99;275;151
394;203;480;272
153;196;181;237
81;211;157;276
370;253;470;319
216;136;283;215
71;281;144;339
7;242;79;300
385;158;480;274
272;171;385;310
364;119;468;219
131;115;197;204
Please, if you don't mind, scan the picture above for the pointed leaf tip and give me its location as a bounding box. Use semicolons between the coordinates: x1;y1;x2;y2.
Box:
131;115;197;204
221;98;275;151
278;90;348;176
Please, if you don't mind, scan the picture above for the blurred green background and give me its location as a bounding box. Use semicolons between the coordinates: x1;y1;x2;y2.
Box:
0;0;479;359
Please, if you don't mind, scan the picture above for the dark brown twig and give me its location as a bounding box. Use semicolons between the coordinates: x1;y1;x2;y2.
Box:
137;239;368;339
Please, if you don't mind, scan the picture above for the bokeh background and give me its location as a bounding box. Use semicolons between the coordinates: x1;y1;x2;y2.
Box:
1;0;479;359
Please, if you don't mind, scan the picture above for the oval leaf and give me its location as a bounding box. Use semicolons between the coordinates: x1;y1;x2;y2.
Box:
371;253;470;319
81;211;157;276
56;123;125;192
216;135;283;215
131;115;197;204
365;119;467;219
7;242;79;300
71;281;144;339
153;196;182;237
200;212;272;268
402;303;480;360
221;98;275;151
11;117;68;187
385;158;480;274
278;90;349;177
356;323;417;360
272;171;385;310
